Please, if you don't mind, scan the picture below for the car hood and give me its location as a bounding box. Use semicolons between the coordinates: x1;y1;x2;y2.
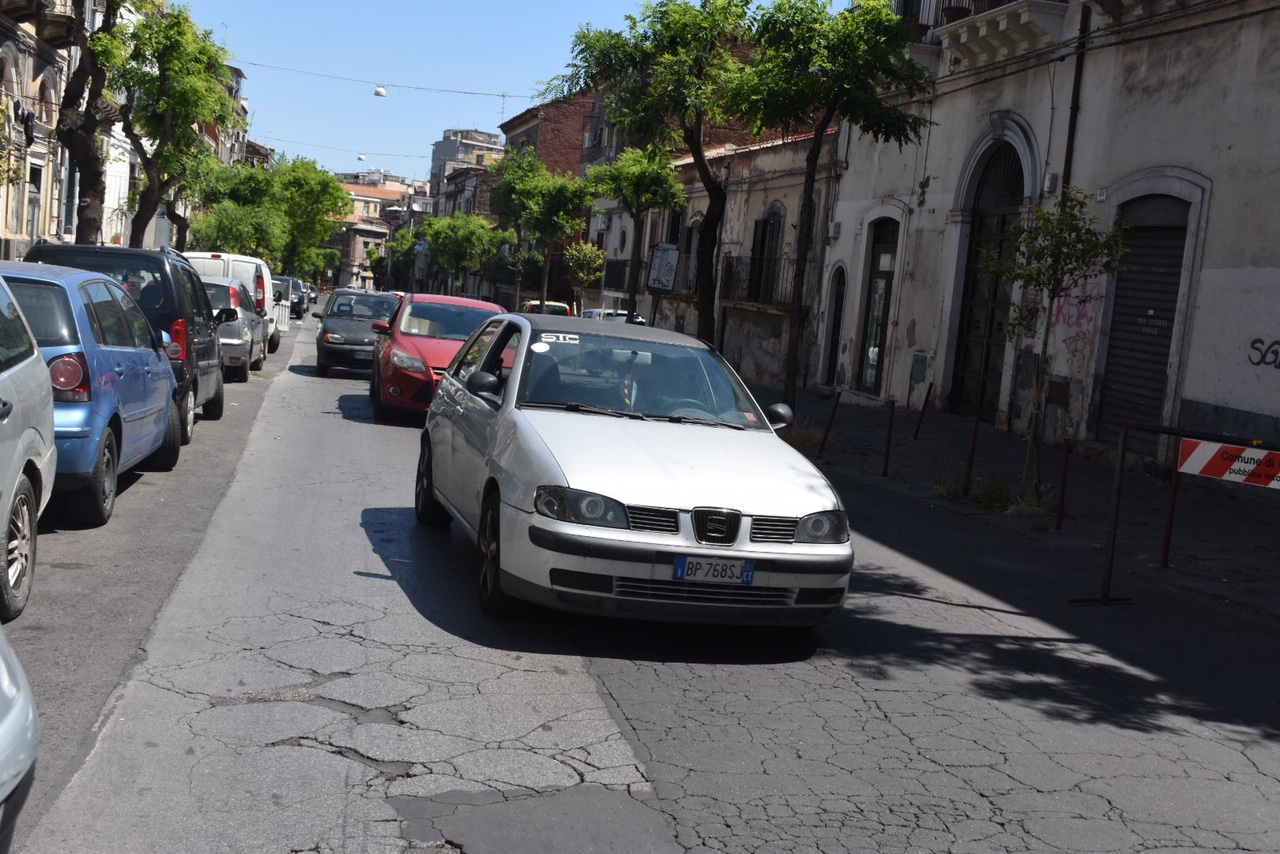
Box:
319;317;379;345
394;336;466;370
519;410;842;515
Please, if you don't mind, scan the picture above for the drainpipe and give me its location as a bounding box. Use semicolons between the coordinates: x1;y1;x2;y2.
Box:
1061;5;1092;188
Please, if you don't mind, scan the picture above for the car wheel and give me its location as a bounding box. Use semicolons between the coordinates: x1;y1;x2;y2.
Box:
414;439;451;527
250;339;265;371
477;494;516;618
234;362;250;383
148;398;182;472
71;430;117;527
179;386;195;446
315;360;329;378
203;373;225;420
0;475;35;622
268;327;281;354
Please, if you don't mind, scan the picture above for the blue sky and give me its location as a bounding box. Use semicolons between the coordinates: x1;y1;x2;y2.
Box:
182;1;642;183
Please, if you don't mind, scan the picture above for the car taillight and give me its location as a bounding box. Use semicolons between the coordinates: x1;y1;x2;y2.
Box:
168;318;187;361
228;287;240;309
48;353;91;402
255;274;266;309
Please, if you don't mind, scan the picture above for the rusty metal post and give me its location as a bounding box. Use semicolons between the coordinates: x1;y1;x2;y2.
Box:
817;389;842;456
881;399;896;478
1055;438;1071;531
1160;465;1180;568
961;416;979;498
913;381;933;440
1098;425;1128;601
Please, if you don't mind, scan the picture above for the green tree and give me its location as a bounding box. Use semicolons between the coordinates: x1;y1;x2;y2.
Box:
55;0;132;244
588;145;686;320
736;0;932;406
548;0;751;342
563;240;606;295
97;3;241;247
490;149;593;309
423;214;512;294
274;158;352;277
187;162;287;260
980;185;1126;499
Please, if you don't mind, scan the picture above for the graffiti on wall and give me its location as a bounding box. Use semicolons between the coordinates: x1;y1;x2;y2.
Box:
1249;339;1280;368
1052;279;1106;329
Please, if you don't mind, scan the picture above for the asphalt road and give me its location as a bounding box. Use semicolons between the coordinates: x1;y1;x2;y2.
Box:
10;308;1280;853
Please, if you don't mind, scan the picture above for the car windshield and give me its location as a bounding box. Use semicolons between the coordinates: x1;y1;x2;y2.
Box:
399;302;497;340
517;331;768;429
326;292;399;321
8;280;79;347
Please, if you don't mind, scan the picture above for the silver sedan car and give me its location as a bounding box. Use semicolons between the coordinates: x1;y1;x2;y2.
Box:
415;315;853;627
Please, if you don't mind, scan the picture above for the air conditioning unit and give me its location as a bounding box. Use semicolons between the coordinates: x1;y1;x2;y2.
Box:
827;221;841;241
583;132;593;149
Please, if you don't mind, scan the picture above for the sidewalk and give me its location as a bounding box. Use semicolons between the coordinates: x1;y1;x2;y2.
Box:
776;384;1280;622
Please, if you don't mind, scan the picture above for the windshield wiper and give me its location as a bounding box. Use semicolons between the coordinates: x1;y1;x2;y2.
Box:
661;414;746;429
522;401;650;420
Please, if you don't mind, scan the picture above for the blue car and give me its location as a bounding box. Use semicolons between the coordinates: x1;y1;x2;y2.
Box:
2;262;184;527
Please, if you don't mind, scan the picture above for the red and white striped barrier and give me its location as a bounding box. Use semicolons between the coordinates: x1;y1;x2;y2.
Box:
1178;439;1280;489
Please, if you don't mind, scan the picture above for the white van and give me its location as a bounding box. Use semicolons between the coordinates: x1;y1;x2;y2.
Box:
183;252;281;352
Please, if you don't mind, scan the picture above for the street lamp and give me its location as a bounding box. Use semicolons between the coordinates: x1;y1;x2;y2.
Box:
374;84;387;97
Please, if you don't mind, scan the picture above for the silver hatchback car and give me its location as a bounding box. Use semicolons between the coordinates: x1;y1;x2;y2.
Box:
0;277;55;622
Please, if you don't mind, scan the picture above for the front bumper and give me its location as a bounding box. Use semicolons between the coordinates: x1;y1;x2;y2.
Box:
499;503;852;627
317;341;375;370
380;367;437;412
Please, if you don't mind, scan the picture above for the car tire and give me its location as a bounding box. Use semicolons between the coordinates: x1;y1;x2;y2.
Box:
148;398;182;472
203;373;225;420
414;439;451;527
250;339;265;371
268;327;281;354
477;494;516;618
71;430;117;527
0;474;35;622
179;386;195;446
233;362;250;383
315;360;328;378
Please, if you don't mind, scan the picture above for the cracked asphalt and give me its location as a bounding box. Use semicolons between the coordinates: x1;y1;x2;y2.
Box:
18;324;1280;853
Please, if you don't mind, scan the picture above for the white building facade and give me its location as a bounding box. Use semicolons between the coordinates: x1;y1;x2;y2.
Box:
821;0;1280;456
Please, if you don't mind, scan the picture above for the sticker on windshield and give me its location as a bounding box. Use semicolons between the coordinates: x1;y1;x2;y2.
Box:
539;333;579;345
530;341;550;353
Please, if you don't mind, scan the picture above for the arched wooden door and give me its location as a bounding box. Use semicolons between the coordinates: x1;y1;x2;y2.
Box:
951;144;1024;420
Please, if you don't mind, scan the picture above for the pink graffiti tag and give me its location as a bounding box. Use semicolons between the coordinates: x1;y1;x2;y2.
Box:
1053;279;1106;329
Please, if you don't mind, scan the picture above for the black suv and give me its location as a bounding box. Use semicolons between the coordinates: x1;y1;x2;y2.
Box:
22;242;232;445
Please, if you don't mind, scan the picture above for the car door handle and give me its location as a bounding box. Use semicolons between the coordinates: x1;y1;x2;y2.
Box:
0;398;11;421
114;364;126;377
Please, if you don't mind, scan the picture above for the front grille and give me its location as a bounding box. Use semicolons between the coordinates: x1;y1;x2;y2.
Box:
751;516;798;543
628;505;679;534
691;508;740;545
613;577;796;606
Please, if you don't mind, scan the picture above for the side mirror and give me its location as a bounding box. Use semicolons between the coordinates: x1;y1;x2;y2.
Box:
274;290;283;302
465;370;502;406
765;402;794;430
214;308;238;326
154;329;172;351
371;319;390;334
257;308;268;317
311;311;322;319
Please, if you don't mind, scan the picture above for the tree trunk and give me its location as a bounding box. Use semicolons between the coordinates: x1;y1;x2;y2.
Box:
538;242;551;309
167;205;189;251
784;110;835;409
129;175;167;248
682;116;725;346
624;198;645;321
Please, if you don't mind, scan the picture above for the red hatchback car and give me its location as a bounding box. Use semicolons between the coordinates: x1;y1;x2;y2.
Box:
369;294;503;421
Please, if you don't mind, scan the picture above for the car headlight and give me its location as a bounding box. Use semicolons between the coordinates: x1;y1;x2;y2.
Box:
390;349;426;372
535;486;628;529
322;331;345;344
794;511;850;544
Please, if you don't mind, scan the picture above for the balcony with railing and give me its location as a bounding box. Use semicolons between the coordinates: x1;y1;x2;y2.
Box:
720;254;797;310
930;0;1068;71
1;0;78;47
